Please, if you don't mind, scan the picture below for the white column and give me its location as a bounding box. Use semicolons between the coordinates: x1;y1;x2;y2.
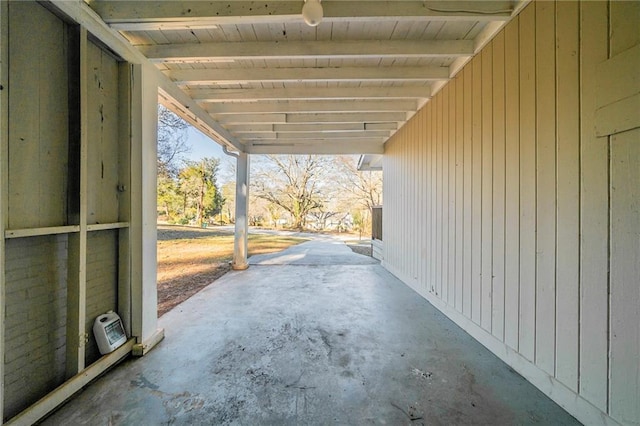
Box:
233;152;250;270
130;64;164;355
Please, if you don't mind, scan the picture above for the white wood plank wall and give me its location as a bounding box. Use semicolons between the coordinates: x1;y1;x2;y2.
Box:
382;1;640;424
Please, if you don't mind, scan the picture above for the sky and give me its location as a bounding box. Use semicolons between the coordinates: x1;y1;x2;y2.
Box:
183;124;238;184
185;126;225;161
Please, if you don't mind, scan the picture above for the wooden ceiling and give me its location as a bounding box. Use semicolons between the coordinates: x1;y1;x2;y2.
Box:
87;1;525;154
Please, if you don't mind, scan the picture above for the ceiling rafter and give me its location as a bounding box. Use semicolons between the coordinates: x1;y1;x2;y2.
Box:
246;141;385;155
204;100;418;114
91;1;514;30
247;137;385;145
237;130;393;140
141;40;474;62
187;87;432;102
168;66;450;85
213;111;408;125
284;112;409;123
225;122;399;134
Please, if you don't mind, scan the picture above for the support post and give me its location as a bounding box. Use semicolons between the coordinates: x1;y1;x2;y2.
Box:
232;152;250;270
130;63;164;355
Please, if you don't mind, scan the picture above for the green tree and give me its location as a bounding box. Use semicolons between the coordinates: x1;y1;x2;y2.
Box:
157;105;192;223
178;158;224;225
220;181;236;224
157;173;183;221
351;209;371;240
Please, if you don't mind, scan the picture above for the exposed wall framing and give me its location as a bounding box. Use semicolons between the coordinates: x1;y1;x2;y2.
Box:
1;2;134;422
0;0;8;423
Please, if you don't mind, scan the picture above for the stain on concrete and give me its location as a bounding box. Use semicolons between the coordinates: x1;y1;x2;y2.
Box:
130;374;159;391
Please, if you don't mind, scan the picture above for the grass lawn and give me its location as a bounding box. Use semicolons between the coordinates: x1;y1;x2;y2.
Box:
157;224;307;316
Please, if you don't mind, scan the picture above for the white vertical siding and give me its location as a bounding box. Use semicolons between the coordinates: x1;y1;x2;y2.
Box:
491;31;506;342
462;65;472;318
454;73;464;313
503;18;520;353
555;0;580;392
578;1;609;411
517;4;536;364
534;0;556;377
381;1;640;424
607;2;640;424
471;55;482;325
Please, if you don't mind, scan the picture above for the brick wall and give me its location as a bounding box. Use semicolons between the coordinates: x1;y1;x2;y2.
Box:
4;235;68;419
84;230;119;365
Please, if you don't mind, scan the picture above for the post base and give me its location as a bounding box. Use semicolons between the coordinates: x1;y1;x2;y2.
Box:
232;262;249;271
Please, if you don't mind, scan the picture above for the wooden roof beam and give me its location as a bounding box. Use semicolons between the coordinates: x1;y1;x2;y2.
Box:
245;140;385;155
204;100;418;114
141;40;474;62
90;1;514;30
168;66;449;85
187;86;431;102
225;122;398;133
237;130;392;140
245;137;385;144
285;112;408;123
214;111;407;124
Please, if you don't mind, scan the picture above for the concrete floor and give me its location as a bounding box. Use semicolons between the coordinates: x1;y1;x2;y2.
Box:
44;240;579;425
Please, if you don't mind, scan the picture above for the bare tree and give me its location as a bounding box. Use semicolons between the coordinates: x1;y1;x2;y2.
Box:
157;105;190;177
252;155;330;230
334;156;383;210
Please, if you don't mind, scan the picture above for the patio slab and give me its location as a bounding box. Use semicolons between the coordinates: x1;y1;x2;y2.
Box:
43;240;579;425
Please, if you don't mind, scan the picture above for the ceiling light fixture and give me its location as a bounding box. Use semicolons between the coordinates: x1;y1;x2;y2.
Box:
302;0;323;27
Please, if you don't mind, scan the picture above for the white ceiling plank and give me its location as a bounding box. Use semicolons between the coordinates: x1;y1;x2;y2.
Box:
216;112;406;124
214;113;288;124
273;123;367;132
235;133;279;140
228;123;377;133
224;124;274;133
228;122;398;133
141;40;474;62
278;123;392;132
272;130;389;140
246;140;385;155
246;137;384;144
285;112;408;123
187;86;431;102
168;66;450;84
365;122;399;131
91;1;514;30
204;100;417;114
